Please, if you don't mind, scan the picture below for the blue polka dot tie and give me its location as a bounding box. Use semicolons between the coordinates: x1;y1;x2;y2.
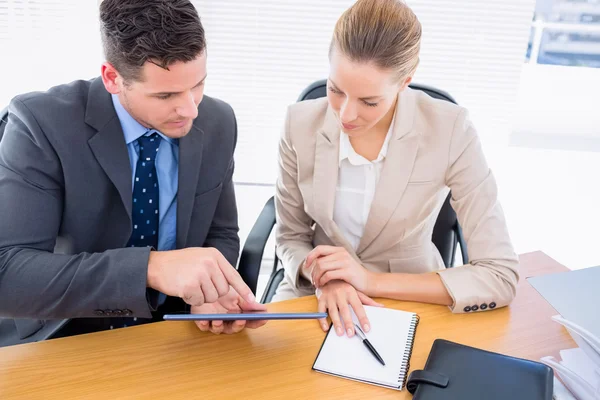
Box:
127;132;161;249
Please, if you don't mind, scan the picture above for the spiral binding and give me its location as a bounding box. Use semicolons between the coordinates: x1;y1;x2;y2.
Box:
398;314;420;389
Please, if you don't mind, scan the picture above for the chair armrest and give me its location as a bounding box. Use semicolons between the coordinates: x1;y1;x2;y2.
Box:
456;224;468;265
237;196;276;294
261;268;285;304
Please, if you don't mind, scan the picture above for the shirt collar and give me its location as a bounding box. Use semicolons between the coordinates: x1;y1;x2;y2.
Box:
339;115;395;166
111;94;178;146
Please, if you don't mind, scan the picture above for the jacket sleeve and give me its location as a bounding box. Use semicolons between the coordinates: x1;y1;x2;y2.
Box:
0;98;153;319
437;108;519;314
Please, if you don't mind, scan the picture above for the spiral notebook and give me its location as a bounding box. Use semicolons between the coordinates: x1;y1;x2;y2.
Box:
312;306;419;390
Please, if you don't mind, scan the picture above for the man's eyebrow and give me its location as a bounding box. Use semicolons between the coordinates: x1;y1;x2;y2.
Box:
151;75;207;96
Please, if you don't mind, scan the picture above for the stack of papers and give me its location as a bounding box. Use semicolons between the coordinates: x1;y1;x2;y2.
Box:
527;265;600;399
554;377;577;400
541;315;600;400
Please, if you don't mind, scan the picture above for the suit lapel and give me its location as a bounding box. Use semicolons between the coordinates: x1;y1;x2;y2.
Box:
357;89;419;255
313;106;356;253
176;124;204;248
85;79;133;221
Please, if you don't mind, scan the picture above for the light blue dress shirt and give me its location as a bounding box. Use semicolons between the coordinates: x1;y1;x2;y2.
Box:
112;94;178;251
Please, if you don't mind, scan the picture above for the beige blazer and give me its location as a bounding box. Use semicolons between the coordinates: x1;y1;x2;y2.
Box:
274;87;519;313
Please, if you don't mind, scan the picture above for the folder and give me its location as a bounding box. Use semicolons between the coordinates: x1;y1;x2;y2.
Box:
528;266;600;338
406;339;554;399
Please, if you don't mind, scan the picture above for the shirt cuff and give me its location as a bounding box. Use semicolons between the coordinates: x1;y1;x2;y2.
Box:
146;288;160;312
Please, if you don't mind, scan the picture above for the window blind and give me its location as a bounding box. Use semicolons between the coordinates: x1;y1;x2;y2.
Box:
0;1;536;183
0;0;103;107
193;0;536;183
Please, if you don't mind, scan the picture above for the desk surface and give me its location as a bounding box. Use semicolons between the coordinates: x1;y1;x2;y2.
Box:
0;251;574;399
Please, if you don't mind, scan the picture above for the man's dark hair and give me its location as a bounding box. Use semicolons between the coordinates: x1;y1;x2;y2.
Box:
99;0;206;82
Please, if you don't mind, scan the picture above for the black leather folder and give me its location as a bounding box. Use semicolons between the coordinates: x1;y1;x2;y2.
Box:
406;339;554;399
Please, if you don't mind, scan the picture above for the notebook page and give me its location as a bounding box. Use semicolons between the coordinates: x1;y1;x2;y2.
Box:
313;306;416;388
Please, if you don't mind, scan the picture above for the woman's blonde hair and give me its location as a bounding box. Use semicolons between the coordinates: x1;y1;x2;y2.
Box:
330;0;422;81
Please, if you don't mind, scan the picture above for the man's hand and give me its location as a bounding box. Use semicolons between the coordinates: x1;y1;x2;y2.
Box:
146;247;255;307
192;288;268;334
305;246;377;294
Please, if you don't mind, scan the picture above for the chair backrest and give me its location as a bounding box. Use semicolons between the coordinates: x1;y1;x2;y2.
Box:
297;79;457;104
0;107;8;143
296;79;462;268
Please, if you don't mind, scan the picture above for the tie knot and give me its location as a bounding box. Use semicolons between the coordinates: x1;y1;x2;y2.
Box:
138;132;161;162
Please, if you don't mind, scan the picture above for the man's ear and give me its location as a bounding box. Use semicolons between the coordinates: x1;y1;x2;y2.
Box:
101;62;122;94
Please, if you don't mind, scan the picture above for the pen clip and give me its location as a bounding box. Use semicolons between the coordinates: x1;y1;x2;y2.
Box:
354;323;366;340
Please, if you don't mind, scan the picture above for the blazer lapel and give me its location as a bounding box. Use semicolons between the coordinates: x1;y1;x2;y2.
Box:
176;124;204;248
313;106;356;253
85;79;133;220
357;89;419;255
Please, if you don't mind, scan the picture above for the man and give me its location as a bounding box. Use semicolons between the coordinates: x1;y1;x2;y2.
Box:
0;0;266;347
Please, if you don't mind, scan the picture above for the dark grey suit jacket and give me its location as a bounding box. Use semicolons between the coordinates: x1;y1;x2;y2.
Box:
0;78;240;347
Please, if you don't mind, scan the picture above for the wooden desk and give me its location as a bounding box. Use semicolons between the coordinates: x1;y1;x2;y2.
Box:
0;251;574;399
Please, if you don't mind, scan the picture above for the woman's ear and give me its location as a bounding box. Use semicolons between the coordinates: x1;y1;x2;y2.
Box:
399;76;412;92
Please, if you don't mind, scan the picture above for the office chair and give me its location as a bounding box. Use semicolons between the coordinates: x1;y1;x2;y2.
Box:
238;80;468;303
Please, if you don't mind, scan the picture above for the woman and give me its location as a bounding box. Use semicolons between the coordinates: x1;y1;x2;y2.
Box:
273;0;519;338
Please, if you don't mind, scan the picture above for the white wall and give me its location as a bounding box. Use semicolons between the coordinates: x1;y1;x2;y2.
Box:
514;64;600;139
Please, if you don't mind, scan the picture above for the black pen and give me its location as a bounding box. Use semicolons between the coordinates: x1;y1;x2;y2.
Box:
354;323;385;366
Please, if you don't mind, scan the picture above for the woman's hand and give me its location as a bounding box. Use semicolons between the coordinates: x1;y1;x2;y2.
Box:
316;280;383;337
305;245;378;294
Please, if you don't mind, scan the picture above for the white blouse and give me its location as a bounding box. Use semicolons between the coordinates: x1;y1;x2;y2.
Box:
332;121;394;250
